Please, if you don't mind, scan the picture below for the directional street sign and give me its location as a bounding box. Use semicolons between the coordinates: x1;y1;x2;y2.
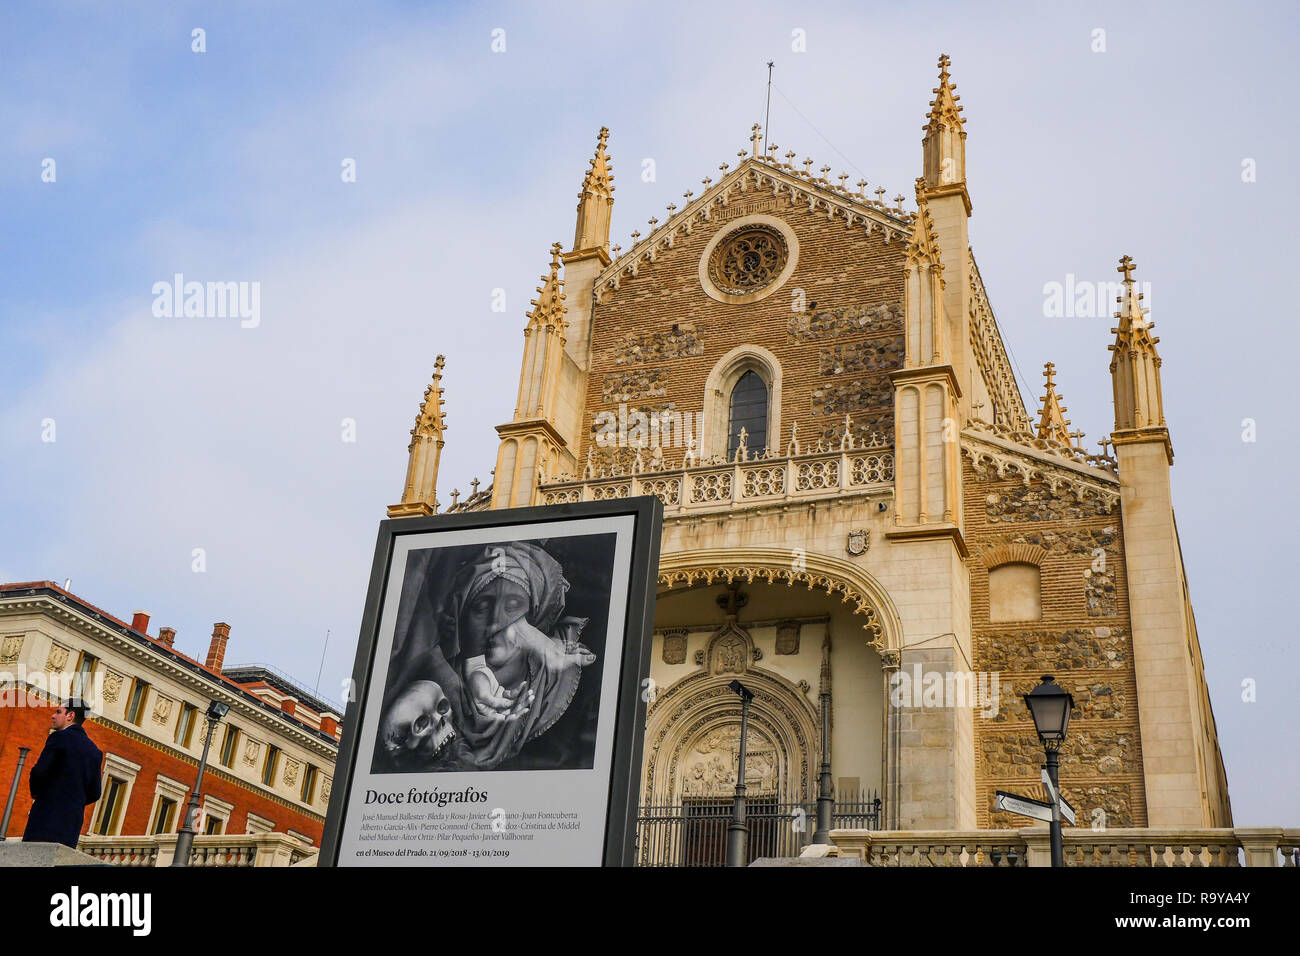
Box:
995;789;1076;826
995;790;1053;824
1040;770;1077;825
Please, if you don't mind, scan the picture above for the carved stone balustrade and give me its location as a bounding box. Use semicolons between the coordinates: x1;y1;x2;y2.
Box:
540;447;894;515
814;827;1300;867
78;832;316;867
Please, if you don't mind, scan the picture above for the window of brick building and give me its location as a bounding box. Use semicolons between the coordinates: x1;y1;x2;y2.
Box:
175;702;197;748
301;763;318;804
72;652;98;700
152;797;177;834
262;745;280;787
94;777;127;835
727;370;769;459
219;725;240;768
125;678;150;725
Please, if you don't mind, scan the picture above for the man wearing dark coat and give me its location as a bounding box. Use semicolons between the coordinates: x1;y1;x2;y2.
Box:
21;700;104;848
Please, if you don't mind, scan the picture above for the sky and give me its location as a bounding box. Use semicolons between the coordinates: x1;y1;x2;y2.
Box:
2;0;1297;827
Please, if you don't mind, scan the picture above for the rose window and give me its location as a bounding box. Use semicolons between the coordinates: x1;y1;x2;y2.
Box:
708;226;789;295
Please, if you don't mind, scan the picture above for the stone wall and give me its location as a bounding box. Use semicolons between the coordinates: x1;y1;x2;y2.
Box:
963;456;1147;829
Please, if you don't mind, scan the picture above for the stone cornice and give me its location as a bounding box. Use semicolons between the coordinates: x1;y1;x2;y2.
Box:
495;417;568;452
961;430;1121;513
890;363;963;397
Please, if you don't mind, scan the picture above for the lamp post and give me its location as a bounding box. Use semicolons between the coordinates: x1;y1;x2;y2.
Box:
811;683;833;845
172;699;230;867
725;679;754;868
1023;675;1073;868
0;747;32;840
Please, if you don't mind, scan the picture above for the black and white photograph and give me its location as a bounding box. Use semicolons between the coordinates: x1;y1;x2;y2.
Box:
322;500;659;867
372;534;617;774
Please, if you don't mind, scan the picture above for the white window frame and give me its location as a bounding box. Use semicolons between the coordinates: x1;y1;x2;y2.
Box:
245;812;274;835
92;753;141;837
147;774;190;834
198;794;234;836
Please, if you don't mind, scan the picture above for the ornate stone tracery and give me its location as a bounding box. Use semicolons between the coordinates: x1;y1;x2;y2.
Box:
708;224;788;294
656;549;896;650
641;666;820;805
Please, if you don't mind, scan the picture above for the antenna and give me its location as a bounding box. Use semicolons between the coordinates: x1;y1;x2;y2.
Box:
763;61;775;154
314;628;331;694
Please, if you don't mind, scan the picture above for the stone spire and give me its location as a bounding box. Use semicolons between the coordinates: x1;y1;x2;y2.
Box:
516;243;568;419
905;180;944;267
922;53;967;192
916;54;974;422
890;179;962;532
902;180;948;367
571;126;614;261
388;355;447;517
491;243;572;510
1109;255;1168;444
1035;362;1074;446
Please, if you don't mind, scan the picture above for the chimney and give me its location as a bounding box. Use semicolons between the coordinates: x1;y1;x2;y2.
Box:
281;697;298;717
157;627;176;647
320;714;340;739
130;610;151;634
205;622;231;673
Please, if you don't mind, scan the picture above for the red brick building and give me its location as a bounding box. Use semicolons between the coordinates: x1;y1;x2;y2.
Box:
0;582;340;854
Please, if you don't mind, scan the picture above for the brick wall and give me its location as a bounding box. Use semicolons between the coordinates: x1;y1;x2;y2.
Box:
0;701;325;844
963;457;1148;829
582;183;907;464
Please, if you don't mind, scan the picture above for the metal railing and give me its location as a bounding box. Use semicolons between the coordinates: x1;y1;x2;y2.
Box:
635;791;881;867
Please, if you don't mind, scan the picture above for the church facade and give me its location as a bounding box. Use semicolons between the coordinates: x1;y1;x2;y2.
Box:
386;56;1231;851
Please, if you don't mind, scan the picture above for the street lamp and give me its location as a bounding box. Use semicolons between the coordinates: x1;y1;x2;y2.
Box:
725;679;754;868
811;676;833;845
171;699;230;867
1023;675;1073;868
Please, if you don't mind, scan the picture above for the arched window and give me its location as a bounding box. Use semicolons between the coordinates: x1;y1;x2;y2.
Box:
727;369;768;459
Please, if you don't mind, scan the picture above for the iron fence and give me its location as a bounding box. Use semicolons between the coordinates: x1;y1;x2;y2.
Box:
634;790;881;867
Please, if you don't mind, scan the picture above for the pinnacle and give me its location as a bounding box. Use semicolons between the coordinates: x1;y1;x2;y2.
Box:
925;52;965;131
1035;361;1075;447
578;126;614;198
1114;255;1152;334
528;242;567;326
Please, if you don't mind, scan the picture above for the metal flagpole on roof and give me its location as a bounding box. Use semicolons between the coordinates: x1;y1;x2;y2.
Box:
763;61;774;154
